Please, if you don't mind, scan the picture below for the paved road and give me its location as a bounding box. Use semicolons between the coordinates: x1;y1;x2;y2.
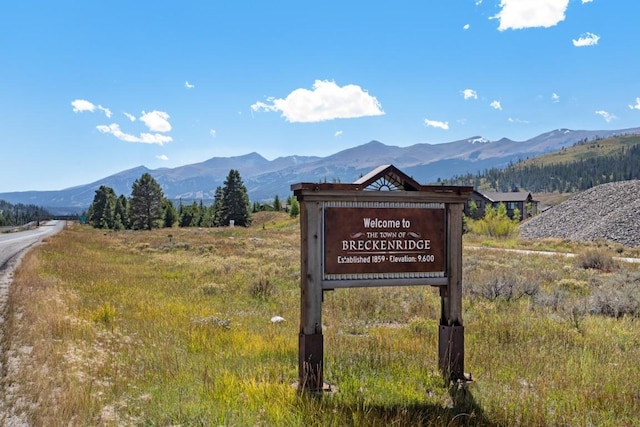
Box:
0;220;66;313
0;221;65;427
0;221;65;269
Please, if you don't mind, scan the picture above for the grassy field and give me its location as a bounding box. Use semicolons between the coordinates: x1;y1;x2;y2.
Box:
3;212;640;426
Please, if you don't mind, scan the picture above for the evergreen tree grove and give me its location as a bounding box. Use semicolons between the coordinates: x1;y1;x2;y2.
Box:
0;201;51;227
442;140;640;193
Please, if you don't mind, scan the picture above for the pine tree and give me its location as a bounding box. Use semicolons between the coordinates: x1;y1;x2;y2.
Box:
199;202;215;227
89;185;117;229
198;200;205;226
129;173;165;230
114;195;129;230
273;195;282;212
162;198;178;228
212;186;224;227
179;201;200;227
220;169;251;227
289;198;300;218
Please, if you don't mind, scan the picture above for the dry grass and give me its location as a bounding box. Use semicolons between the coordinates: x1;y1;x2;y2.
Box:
2;213;640;426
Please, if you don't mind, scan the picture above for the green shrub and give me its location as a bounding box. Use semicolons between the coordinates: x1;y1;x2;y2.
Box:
468;203;519;238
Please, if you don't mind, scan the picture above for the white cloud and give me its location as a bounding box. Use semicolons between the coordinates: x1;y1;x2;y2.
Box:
463;24;470;30
424;119;449;130
96;123;173;145
71;99;111;118
251;101;276;113
210;129;217;138
581;0;593;3
572;32;600;47
77;103;173;145
493;0;569;31
185;81;195;89
71;99;96;113
156;154;169;161
250;80;384;123
140;110;172;132
629;97;640;110
508;117;529;123
98;106;112;118
490;100;502;110
334;130;343;137
462;89;478;100
595;110;617;122
552;93;560;103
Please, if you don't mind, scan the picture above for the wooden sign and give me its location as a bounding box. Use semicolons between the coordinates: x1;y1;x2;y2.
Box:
324;206;445;276
292;165;473;392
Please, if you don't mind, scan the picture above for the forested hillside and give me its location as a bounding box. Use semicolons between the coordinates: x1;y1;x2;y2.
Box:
442;135;640;193
0;200;51;226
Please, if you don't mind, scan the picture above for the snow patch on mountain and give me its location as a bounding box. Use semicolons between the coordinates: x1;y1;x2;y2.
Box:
467;137;491;144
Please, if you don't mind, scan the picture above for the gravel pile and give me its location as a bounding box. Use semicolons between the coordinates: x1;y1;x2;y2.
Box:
520;180;640;248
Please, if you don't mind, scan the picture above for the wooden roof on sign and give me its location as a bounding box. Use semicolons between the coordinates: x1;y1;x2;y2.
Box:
291;164;473;198
353;164;421;191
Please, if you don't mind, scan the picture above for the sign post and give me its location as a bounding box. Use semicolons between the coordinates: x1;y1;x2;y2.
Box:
292;165;473;392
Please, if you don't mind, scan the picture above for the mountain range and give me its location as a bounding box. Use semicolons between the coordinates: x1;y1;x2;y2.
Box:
2;127;640;215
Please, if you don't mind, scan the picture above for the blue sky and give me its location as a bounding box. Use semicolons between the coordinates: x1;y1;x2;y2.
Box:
1;0;639;192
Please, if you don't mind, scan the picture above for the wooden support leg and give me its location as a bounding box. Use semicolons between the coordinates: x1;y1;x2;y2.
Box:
298;332;324;392
439;203;468;382
438;324;465;381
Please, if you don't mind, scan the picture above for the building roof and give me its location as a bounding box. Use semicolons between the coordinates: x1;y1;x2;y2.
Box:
477;191;536;203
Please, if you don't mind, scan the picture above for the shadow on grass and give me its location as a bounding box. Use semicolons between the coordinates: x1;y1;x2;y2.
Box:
297;382;496;426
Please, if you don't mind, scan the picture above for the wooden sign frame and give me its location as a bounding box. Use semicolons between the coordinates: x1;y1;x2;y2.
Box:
292;165;473;391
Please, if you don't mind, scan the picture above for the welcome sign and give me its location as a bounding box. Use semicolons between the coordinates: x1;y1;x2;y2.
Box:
323;203;445;278
292;165;473;391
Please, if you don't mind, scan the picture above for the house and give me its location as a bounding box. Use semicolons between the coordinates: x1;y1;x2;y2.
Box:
465;190;538;221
